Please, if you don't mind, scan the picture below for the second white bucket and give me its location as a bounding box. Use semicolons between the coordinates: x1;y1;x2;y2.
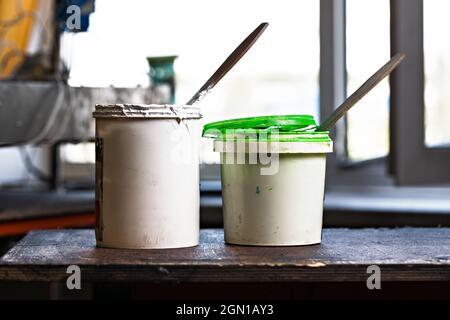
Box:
203;115;333;246
93;104;201;249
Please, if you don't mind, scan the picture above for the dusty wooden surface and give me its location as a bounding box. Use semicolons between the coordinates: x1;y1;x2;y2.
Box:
1;228;450;282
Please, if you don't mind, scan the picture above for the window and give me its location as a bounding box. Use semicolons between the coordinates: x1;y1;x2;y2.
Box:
424;0;450;148
62;0;320;165
346;0;390;162
58;0;450;186
390;0;450;184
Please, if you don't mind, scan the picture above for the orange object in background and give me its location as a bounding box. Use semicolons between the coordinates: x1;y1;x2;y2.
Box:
0;213;95;237
0;0;38;78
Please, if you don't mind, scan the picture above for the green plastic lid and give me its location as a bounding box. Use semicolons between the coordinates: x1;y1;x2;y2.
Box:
202;115;332;143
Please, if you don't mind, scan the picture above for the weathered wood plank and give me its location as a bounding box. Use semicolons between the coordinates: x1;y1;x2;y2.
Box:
1;228;450;282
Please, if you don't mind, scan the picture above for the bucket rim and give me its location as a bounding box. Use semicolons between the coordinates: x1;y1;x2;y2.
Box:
93;104;202;119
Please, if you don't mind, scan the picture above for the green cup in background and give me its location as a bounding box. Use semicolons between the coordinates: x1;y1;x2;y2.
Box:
147;55;178;104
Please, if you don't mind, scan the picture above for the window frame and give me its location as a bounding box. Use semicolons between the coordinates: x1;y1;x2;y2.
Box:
390;0;450;185
320;0;394;187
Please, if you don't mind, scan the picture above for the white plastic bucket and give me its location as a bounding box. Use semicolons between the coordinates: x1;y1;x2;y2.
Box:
204;115;333;246
93;104;201;249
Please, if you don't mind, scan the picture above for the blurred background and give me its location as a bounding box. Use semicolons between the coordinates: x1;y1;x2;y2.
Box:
0;0;449;243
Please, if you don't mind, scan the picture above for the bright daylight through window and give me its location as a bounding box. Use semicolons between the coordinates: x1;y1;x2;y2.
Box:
424;0;450;148
346;0;390;161
60;0;320;164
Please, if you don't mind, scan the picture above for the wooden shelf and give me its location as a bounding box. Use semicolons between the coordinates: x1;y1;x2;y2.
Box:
1;228;450;283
